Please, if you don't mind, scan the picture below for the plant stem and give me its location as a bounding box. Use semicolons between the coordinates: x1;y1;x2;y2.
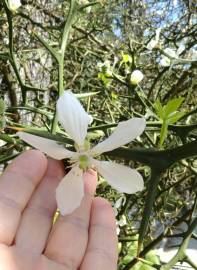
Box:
51;0;77;134
161;217;197;270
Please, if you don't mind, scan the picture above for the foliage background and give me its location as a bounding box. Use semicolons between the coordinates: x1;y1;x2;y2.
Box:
0;0;197;269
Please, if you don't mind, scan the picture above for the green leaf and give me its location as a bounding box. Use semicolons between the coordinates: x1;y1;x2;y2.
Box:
132;262;143;270
163;97;184;117
167;111;185;124
111;91;118;100
139;265;156;270
0;99;6;114
154;100;164;119
122;53;132;64
0;133;15;144
145;251;160;265
154;97;185;122
122;254;134;264
98;72;111;87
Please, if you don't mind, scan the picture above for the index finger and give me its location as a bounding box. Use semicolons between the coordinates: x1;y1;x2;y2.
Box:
0;150;47;245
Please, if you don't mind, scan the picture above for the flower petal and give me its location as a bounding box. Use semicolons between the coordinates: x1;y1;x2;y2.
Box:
91;117;146;155
56;166;84;215
130;70;144;85
155;28;161;42
147;39;157;50
17;132;75;160
93;159;144;194
8;0;21;11
164;48;178;58
57;91;93;146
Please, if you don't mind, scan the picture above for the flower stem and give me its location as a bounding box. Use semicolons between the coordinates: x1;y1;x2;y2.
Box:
51;0;77;134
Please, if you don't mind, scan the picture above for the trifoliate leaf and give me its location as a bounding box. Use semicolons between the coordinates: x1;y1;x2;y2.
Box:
163;97;184;117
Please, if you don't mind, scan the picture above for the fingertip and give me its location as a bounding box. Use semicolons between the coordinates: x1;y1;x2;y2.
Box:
83;169;97;195
92;197;115;215
93;197;111;207
20;149;47;163
92;197;117;228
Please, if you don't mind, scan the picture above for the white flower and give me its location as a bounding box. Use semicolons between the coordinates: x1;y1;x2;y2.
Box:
164;48;178;58
160;48;178;67
7;0;21;11
18;91;145;215
0;140;6;147
116;215;127;235
147;39;158;51
130;70;144;85
160;44;185;67
147;28;161;50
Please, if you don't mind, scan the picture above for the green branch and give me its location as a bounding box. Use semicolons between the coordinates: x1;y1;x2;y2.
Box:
107;139;197;169
161;217;197;270
51;0;77;134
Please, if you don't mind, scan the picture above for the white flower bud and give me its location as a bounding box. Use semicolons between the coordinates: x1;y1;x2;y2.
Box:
147;39;158;50
8;0;21;11
130;70;144;85
147;28;161;50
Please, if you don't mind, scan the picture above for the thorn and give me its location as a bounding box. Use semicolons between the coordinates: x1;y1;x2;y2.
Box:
7;126;25;132
137;243;141;258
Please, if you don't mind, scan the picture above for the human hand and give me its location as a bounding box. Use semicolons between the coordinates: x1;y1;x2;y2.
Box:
0;150;118;270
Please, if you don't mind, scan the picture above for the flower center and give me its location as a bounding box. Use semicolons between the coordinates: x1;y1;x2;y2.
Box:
74;139;90;152
79;155;89;170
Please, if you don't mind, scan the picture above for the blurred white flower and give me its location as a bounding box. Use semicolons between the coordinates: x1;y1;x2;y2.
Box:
7;0;21;11
177;43;185;55
130;70;144;85
164;48;178;58
160;44;185;67
0;140;6;147
18;91;145;215
116;215;127;235
173;0;178;7
147;39;158;51
147;28;161;50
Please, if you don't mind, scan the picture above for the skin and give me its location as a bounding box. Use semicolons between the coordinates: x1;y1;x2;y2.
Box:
0;150;118;270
